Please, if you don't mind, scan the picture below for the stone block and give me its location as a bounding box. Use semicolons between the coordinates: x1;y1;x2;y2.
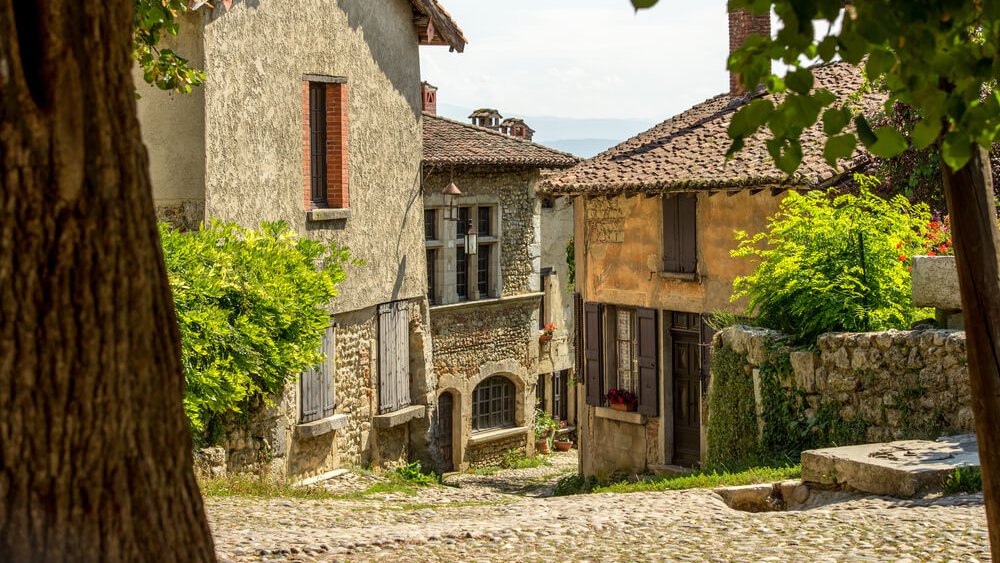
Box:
912;256;960;309
789;351;817;392
373;404;426;429
295;414;349;439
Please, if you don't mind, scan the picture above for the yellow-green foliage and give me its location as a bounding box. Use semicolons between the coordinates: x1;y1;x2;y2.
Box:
732;182;933;342
160;220;354;442
706;347;758;466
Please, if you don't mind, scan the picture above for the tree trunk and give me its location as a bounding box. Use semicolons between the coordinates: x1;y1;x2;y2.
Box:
0;1;215;561
941;145;1000;560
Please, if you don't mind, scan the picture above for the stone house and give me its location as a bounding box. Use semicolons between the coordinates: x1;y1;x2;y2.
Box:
137;0;465;480
541;11;885;477
420;96;579;470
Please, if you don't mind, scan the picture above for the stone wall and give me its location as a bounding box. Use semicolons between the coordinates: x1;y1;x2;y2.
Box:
468;436;526;469
716;325;973;447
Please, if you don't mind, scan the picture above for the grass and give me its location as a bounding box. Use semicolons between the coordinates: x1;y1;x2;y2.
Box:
943;466;982;495
554;464;801;496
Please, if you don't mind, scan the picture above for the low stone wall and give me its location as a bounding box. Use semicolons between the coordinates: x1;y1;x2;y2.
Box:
467;435;526;469
715;326;973;452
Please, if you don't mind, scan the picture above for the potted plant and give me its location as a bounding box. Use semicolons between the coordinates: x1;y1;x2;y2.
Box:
606;389;637;412
533;409;558;454
539;323;556;343
553;437;573;452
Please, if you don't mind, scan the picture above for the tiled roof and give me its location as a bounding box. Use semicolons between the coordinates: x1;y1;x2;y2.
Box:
422;113;580;168
542;62;886;196
409;0;467;53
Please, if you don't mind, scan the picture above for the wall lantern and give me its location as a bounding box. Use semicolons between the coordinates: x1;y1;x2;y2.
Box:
442;181;462;222
466;227;478;255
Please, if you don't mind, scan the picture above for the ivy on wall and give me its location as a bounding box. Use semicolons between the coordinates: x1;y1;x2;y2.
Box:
705;346;758;466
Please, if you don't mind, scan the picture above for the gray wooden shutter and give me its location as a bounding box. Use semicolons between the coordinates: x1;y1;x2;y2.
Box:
378;303;395;413
678;194;697;273
637;307;659;416
700;316;716;396
584;302;603;406
322;325;336;417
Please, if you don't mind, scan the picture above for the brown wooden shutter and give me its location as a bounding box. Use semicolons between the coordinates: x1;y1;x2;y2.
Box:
584;302;603;406
700;316;716;396
663;194;698;274
663;196;680;272
678;194;697;273
574;293;583;376
636;308;659;416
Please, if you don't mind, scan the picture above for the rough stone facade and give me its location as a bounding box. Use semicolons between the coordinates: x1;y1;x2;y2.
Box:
716;325;974;446
467;437;527;469
424;168;544;470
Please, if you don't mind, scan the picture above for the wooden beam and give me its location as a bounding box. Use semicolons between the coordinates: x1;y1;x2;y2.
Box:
749;188;764;196
771;187;789;197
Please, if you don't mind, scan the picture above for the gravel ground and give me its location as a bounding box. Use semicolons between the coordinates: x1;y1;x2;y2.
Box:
206;451;991;562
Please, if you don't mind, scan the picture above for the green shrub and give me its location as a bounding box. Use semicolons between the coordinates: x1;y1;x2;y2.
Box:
160;220;354;442
944;466;982;494
732;180;934;342
393;461;439;486
705;347;759;466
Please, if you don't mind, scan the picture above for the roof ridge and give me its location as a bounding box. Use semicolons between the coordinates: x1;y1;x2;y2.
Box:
422;112;580;160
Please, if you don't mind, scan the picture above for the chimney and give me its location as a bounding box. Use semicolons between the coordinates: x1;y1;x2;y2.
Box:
421;82;438;115
728;9;770;97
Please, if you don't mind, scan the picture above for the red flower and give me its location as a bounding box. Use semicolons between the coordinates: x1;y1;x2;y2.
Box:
898;255;907;262
939;244;948;253
896;242;903;249
928;251;937;256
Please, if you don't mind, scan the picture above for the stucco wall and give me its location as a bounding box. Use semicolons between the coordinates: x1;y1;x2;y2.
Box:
539;196;575;374
579;191;783;313
201;0;427;314
135;10;207;229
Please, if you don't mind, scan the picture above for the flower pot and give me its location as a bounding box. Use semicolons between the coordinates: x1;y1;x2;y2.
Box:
610;403;629;412
539;334;553;343
535;439;550;454
553;440;573;452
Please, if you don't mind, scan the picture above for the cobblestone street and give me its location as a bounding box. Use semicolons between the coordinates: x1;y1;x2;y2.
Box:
207;452;991;562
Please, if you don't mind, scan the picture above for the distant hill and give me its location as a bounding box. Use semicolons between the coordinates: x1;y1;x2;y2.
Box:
435;102;654;160
542;139;620;159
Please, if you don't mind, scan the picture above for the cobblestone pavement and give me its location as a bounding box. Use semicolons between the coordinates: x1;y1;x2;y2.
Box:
207;452;991;562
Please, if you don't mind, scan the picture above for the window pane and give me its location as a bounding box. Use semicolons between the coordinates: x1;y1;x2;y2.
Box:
458;207;470;239
477;245;490;297
456;246;468;300
478;207;491;236
471;376;514;432
309;82;327;207
424;209;436;240
426;249;436;304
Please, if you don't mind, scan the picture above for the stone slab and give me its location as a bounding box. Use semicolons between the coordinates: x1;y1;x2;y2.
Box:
466;426;528;447
372;404;426;429
295;414;349;439
801;433;979;498
594;406;645;425
293;468;349;488
912;255;961;310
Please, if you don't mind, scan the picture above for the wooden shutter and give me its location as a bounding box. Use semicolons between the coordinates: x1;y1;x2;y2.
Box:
663;194;697;273
700;316;716;396
574;293;583;378
637;308;659;416
584;302;603;406
322;325;336;417
301;324;335;423
378;301;410;414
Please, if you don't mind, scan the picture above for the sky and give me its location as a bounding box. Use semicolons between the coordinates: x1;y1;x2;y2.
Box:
419;0;734;125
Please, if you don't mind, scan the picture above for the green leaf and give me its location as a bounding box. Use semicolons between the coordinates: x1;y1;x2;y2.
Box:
823;134;857;166
911;119;942;150
631;0;658;9
941;133;973;171
775;140;804;175
816;36;838;61
854;115;877;147
822;107;852;135
786;68;815;94
868;127;908;158
865;49;895;79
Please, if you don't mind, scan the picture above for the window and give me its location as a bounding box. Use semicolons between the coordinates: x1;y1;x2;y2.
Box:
553;370;569;422
423;204;498;305
584;303;659;416
302;76;348;211
535;375;545;411
300;324;335;423
611;307;639;394
378;301;411;414
539;268;553;329
426;249;437;305
663;193;697;273
472;376;515;432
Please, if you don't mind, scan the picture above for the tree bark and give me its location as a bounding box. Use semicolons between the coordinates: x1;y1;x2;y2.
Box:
941;145;1000;560
0;1;215;561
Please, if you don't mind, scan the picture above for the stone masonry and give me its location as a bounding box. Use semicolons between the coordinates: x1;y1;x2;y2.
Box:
718;325;973;445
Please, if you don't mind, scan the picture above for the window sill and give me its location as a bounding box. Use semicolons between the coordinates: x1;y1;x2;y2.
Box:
431;292;543;312
425;240;444;249
594;406;646;425
555;425;576;437
659;271;699;282
307;208;352;222
296;413;349;438
467;426;528;446
373;404;425;429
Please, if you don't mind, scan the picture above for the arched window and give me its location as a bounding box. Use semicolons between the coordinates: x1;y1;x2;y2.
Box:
472;376;515;432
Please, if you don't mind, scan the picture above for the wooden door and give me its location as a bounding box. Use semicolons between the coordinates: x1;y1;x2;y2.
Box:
672;332;701;466
438;392;454;472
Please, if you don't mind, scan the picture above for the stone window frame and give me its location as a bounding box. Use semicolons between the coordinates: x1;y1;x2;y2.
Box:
424;197;502;306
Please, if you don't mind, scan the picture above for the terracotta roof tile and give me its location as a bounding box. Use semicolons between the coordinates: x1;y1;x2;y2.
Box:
422;113;579;168
542;62;886;196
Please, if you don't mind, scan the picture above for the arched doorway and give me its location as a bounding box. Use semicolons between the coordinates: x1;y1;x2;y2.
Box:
438;391;454;472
